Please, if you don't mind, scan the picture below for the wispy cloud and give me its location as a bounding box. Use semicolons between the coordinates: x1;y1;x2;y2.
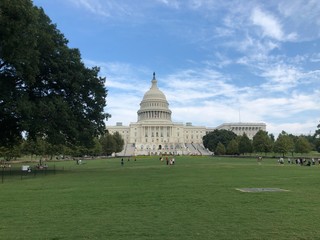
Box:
260;64;302;91
67;0;134;18
68;0;109;17
251;7;286;41
84;59;151;93
278;0;320;40
156;0;180;9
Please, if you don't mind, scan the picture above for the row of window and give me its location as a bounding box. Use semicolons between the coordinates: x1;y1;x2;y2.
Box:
231;127;262;131
144;132;170;137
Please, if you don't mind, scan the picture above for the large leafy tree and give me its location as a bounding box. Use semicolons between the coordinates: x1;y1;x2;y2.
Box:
294;136;312;154
0;0;38;147
203;129;237;152
226;139;239;155
113;132;124;153
215;142;226;155
0;0;108;150
99;132;124;156
252;130;273;154
314;122;320;153
273;131;294;157
238;133;253;155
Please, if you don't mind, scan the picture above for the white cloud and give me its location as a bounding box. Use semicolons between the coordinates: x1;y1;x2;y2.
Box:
251;7;284;41
157;0;180;9
84;59;151;93
268;121;318;137
68;0;109;17
261;65;302;91
161;69;238;104
67;0;134;18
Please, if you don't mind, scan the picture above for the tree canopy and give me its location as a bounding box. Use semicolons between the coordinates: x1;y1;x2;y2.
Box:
238;133;253;155
0;0;108;151
215;142;226;155
203;129;237;152
226;139;239;155
273;131;294;157
252;130;273;154
314;122;320;153
294;136;312;154
100;132;124;156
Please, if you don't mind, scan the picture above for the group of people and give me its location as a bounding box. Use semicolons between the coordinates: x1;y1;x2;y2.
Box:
160;156;175;165
278;157;320;166
120;156;175;166
35;163;48;169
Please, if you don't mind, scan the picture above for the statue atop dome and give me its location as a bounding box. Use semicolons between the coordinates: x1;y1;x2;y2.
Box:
151;72;157;87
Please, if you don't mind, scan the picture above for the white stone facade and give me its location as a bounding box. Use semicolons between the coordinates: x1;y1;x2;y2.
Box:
107;73;266;156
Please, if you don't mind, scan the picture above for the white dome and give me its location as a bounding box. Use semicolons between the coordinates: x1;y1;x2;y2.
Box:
142;77;167;102
137;73;172;122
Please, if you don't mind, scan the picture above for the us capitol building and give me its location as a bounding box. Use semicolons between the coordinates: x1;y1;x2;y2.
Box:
107;73;266;156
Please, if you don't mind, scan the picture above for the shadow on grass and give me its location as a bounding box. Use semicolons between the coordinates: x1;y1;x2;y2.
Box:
0;166;66;183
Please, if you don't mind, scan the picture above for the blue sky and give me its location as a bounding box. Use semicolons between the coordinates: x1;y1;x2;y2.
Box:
33;0;320;137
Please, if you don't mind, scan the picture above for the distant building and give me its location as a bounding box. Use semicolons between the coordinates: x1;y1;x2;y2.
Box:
107;73;266;156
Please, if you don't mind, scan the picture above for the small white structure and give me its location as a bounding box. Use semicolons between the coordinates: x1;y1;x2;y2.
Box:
22;165;31;172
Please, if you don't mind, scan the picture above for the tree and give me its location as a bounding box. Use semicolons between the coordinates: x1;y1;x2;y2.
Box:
89;138;102;156
274;131;294;157
314;121;320;153
302;134;316;151
226;139;239;155
0;0;38;147
0;1;108;151
0;144;22;161
203;129;237;152
295;136;312;154
100;133;117;156
238;133;253;155
112;132;124;153
215;142;226;155
252;130;273;154
269;133;275;143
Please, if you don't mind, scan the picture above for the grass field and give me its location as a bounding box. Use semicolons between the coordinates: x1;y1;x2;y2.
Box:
1;156;320;240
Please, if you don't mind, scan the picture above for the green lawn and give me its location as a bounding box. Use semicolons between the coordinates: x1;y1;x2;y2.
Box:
1;156;320;240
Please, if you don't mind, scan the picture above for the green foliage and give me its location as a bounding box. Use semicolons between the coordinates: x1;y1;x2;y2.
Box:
0;144;21;161
315;139;320;153
100;134;116;156
203;129;237;152
274;131;294;157
113;131;124;153
0;0;108;151
226;139;239;155
314;122;320;153
215;142;226;155
252;130;273;154
89;137;102;156
0;0;36;147
238;133;253;154
100;132;124;156
294;136;312;154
